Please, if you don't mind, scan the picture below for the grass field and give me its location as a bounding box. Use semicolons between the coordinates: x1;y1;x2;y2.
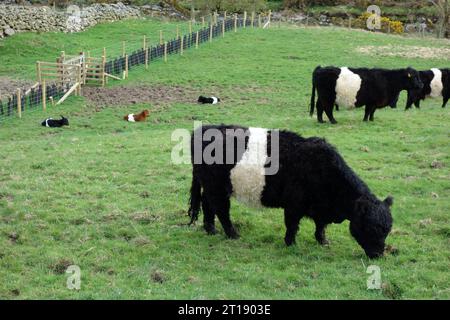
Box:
0;19;449;299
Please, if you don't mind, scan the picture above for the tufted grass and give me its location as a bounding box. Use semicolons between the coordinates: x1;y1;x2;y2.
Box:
0;20;449;300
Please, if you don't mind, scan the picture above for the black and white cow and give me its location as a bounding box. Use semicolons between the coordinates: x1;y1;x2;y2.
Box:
41;116;69;128
188;124;394;258
405;68;450;109
198;96;220;104
310;66;423;123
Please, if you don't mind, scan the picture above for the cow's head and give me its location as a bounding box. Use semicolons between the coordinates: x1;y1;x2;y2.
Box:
405;67;423;90
350;195;393;259
60;116;69;126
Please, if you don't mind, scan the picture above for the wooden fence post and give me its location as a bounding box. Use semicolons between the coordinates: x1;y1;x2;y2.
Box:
122;41;126;57
164;42;167;62
234;13;237;32
258;14;261;28
144;35;148;69
209;23;213;42
125;54;129;79
189;20;192;34
244;11;247;28
42;79;46;111
268;10;272;28
180;36;184;55
202;16;205;27
102;47;107;86
82;52;86;84
251;11;255;28
77;65;82;96
16;88;21;118
222;17;225;37
58;52;64;87
176;25;180;39
196;31;199;48
36;61;42;83
160;30;163;45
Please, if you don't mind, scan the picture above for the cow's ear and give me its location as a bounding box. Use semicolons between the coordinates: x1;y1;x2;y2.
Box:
384;196;393;207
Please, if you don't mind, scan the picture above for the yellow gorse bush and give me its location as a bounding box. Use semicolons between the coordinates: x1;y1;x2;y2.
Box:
354;12;404;34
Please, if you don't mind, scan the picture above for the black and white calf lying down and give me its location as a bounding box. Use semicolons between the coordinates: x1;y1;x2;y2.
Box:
198;96;220;104
41;116;69;128
188;124;394;258
405;68;449;109
310;66;423;123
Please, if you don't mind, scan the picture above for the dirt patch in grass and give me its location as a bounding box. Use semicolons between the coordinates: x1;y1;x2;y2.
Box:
82;85;198;109
0;77;35;98
82;84;271;110
150;270;166;283
356;45;450;60
50;259;74;274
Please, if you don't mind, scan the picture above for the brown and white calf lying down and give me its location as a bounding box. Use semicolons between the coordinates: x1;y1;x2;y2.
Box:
188;124;394;258
124;109;150;122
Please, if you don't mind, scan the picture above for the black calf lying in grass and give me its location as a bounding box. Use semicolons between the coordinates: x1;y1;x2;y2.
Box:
41;116;69;128
188;124;393;258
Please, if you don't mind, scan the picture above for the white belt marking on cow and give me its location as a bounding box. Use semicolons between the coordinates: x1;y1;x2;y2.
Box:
127;114;135;122
429;68;443;98
335;67;362;108
230;127;268;208
211;97;218;104
45;118;52;127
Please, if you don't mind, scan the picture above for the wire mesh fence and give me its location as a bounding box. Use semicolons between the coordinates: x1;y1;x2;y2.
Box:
0;12;270;124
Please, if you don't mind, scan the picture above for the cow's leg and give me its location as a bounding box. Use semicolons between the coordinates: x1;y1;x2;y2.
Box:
201;193;216;235
442;97;448;108
209;194;238;239
324;104;337;124
316;100;325;123
363;105;371;121
405;94;414;110
284;208;302;246
369;107;376;121
314;221;329;245
414;100;421;109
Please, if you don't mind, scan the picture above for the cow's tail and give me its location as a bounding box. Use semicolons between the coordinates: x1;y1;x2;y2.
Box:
188;173;201;225
310;65;321;116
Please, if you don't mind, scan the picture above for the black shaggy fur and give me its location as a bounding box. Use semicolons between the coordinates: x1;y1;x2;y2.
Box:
41;116;69;128
310;66;423;123
198;96;221;104
405;69;450;109
188;124;394;258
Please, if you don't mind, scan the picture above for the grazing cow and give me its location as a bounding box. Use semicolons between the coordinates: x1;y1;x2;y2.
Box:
405;68;450;109
188;124;394;258
124;109;150;122
198;96;220;104
41;116;69;128
310;66;423;123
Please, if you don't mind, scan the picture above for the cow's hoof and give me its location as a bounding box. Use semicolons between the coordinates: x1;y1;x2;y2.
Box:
330;120;338;124
226;231;240;239
284;238;296;246
205;226;217;235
